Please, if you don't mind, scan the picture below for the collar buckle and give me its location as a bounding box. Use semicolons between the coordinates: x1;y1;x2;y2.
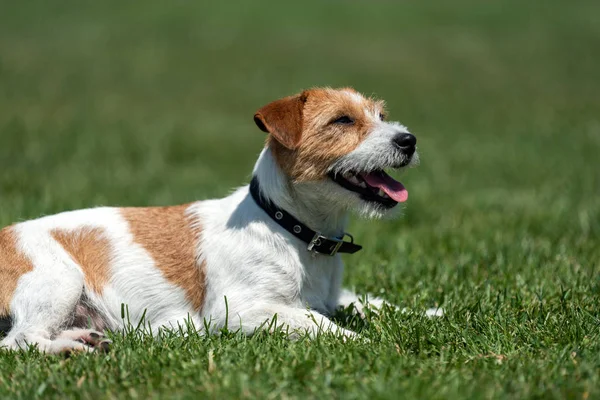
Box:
307;232;344;256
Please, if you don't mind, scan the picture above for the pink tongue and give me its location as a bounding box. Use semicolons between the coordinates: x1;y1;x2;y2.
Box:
361;171;408;202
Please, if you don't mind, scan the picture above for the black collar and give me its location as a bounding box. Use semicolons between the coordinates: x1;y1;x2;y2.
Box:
249;177;362;256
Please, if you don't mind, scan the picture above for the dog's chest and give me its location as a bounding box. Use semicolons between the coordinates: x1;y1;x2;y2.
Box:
197;190;345;315
296;252;343;313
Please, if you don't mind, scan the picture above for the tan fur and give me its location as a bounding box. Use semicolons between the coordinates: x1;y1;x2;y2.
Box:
0;227;34;317
259;88;386;181
51;227;112;295
121;205;205;311
254;93;307;149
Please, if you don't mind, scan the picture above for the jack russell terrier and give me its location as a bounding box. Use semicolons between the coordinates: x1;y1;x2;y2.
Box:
0;87;420;353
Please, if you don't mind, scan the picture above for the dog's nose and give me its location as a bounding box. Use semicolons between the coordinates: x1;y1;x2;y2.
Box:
393;133;416;149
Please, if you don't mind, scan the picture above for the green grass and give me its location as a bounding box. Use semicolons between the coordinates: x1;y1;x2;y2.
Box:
1;0;599;398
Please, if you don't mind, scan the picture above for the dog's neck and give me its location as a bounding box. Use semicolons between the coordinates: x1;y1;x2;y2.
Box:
252;147;349;237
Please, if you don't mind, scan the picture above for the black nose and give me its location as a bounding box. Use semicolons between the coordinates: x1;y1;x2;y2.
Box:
393;133;417;148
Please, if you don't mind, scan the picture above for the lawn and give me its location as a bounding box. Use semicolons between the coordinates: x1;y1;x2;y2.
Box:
0;0;599;398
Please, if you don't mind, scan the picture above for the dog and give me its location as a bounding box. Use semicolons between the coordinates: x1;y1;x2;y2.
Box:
0;87;419;353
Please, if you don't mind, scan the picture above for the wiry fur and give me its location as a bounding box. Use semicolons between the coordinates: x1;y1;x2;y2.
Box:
0;87;432;354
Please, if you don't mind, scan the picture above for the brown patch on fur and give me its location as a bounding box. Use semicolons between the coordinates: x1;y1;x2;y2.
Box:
121;205;205;311
51;227;112;295
258;87;386;181
0;227;34;317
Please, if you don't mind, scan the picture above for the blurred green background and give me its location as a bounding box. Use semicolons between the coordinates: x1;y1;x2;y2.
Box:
0;0;599;398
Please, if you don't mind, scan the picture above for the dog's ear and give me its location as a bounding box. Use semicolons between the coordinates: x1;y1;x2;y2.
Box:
254;92;308;150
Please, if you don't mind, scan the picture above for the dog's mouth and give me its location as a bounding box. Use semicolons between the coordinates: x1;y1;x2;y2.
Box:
328;169;408;207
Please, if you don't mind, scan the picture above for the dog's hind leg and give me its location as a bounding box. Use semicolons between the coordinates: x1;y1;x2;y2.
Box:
0;264;89;353
55;328;112;353
0;228;103;354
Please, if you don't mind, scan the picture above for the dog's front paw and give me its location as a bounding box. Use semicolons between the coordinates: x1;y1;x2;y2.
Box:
354;296;400;318
369;298;401;314
425;307;444;317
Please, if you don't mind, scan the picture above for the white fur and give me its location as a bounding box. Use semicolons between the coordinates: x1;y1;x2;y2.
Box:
331;121;415;174
1;90;436;353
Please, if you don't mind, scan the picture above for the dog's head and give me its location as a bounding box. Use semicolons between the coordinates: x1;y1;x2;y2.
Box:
254;87;418;218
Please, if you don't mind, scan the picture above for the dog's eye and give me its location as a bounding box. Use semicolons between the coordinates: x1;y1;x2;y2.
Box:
379;113;386;121
332;116;354;125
